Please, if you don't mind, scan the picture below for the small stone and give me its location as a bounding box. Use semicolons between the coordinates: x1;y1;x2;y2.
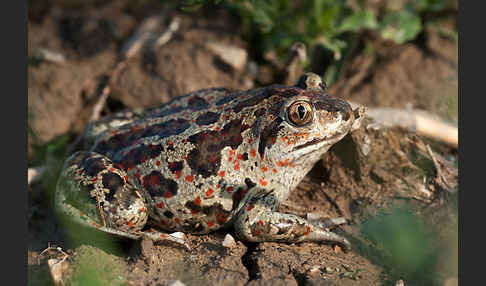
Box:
222;234;236;248
206;43;248;70
168;280;186;286
170;232;186;240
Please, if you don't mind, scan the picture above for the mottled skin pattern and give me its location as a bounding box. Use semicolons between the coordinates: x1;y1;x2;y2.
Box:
56;73;365;249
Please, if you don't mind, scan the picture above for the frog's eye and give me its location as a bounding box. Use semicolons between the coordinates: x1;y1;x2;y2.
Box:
287;101;313;126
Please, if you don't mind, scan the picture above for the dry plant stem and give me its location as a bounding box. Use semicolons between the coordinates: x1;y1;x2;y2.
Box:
33;48;66;64
282;42;307;85
361;106;458;148
426;144;455;193
120;14;165;59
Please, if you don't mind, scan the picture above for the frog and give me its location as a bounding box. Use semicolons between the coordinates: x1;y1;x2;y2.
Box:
55;72;365;250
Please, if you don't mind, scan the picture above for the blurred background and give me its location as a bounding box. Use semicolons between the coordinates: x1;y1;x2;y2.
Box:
28;1;458;285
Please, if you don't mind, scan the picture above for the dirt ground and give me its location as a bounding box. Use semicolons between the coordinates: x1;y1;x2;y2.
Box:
28;1;458;285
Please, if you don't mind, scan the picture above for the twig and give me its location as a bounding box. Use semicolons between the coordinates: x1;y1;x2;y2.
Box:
120;14;165;60
426;144;455;193
32;48;66;64
282;42;307;85
152;17;180;49
361;106;458;148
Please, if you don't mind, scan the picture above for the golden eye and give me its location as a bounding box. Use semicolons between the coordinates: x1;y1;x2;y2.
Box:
287;101;313;126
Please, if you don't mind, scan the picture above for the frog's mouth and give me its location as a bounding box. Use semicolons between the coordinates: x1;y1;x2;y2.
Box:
292;133;342;151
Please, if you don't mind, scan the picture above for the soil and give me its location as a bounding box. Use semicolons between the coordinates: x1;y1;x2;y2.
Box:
28;1;458;286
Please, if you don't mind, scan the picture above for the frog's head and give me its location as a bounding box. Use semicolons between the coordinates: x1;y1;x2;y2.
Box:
247;73;365;190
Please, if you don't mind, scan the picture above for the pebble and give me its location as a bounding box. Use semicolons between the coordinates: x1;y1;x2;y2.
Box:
168;280;186;286
222;234;236;248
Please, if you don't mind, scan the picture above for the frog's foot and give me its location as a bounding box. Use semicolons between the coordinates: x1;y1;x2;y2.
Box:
234;190;351;249
56;151;149;240
141;229;190;250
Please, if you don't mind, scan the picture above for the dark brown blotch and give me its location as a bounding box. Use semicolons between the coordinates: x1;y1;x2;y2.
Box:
258;117;284;157
185;201;202;213
188;95;209;110
83;157;107;177
142;171;178;198
196;111;220;126
313;95;352;121
102;172;124;201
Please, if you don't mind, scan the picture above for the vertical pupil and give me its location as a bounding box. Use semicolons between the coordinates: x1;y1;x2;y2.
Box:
297;105;306;119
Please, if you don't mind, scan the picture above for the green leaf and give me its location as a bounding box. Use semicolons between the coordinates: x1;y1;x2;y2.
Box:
338;10;378;33
379;10;422;44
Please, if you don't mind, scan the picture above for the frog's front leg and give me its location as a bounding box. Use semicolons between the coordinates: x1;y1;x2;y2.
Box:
234;189;350;249
55;151;189;249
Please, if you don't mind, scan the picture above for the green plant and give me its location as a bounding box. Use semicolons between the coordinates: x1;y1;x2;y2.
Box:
172;0;456;84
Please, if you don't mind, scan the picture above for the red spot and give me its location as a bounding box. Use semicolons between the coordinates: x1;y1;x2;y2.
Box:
272;168;277;173
248;137;253;143
217;213;228;224
175;170;182;179
156;202;164;208
140;207;146;212
261;166;268;172
156;161;161;166
160;233;168;239
277;158;290;167
257;220;264;226
206;188;214;197
246;205;254;211
237;154;244;160
259;178;267;187
174;218;180;224
226;186;234;193
216;184;220;189
218;170;225;177
127;221;135;228
304;226;311;236
92;177;97;182
167;140;173;145
207;221;215;227
228;156;233;162
250;149;256;158
289;162;295;168
194;196;201;206
272;137;276;144
163;191;173;198
124;175;129;181
229;149;236;156
209;155;217;163
214;127;220;131
185;175;194;182
254;230;261;236
234;160;240;171
183;155;187;160
109;167;115;172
